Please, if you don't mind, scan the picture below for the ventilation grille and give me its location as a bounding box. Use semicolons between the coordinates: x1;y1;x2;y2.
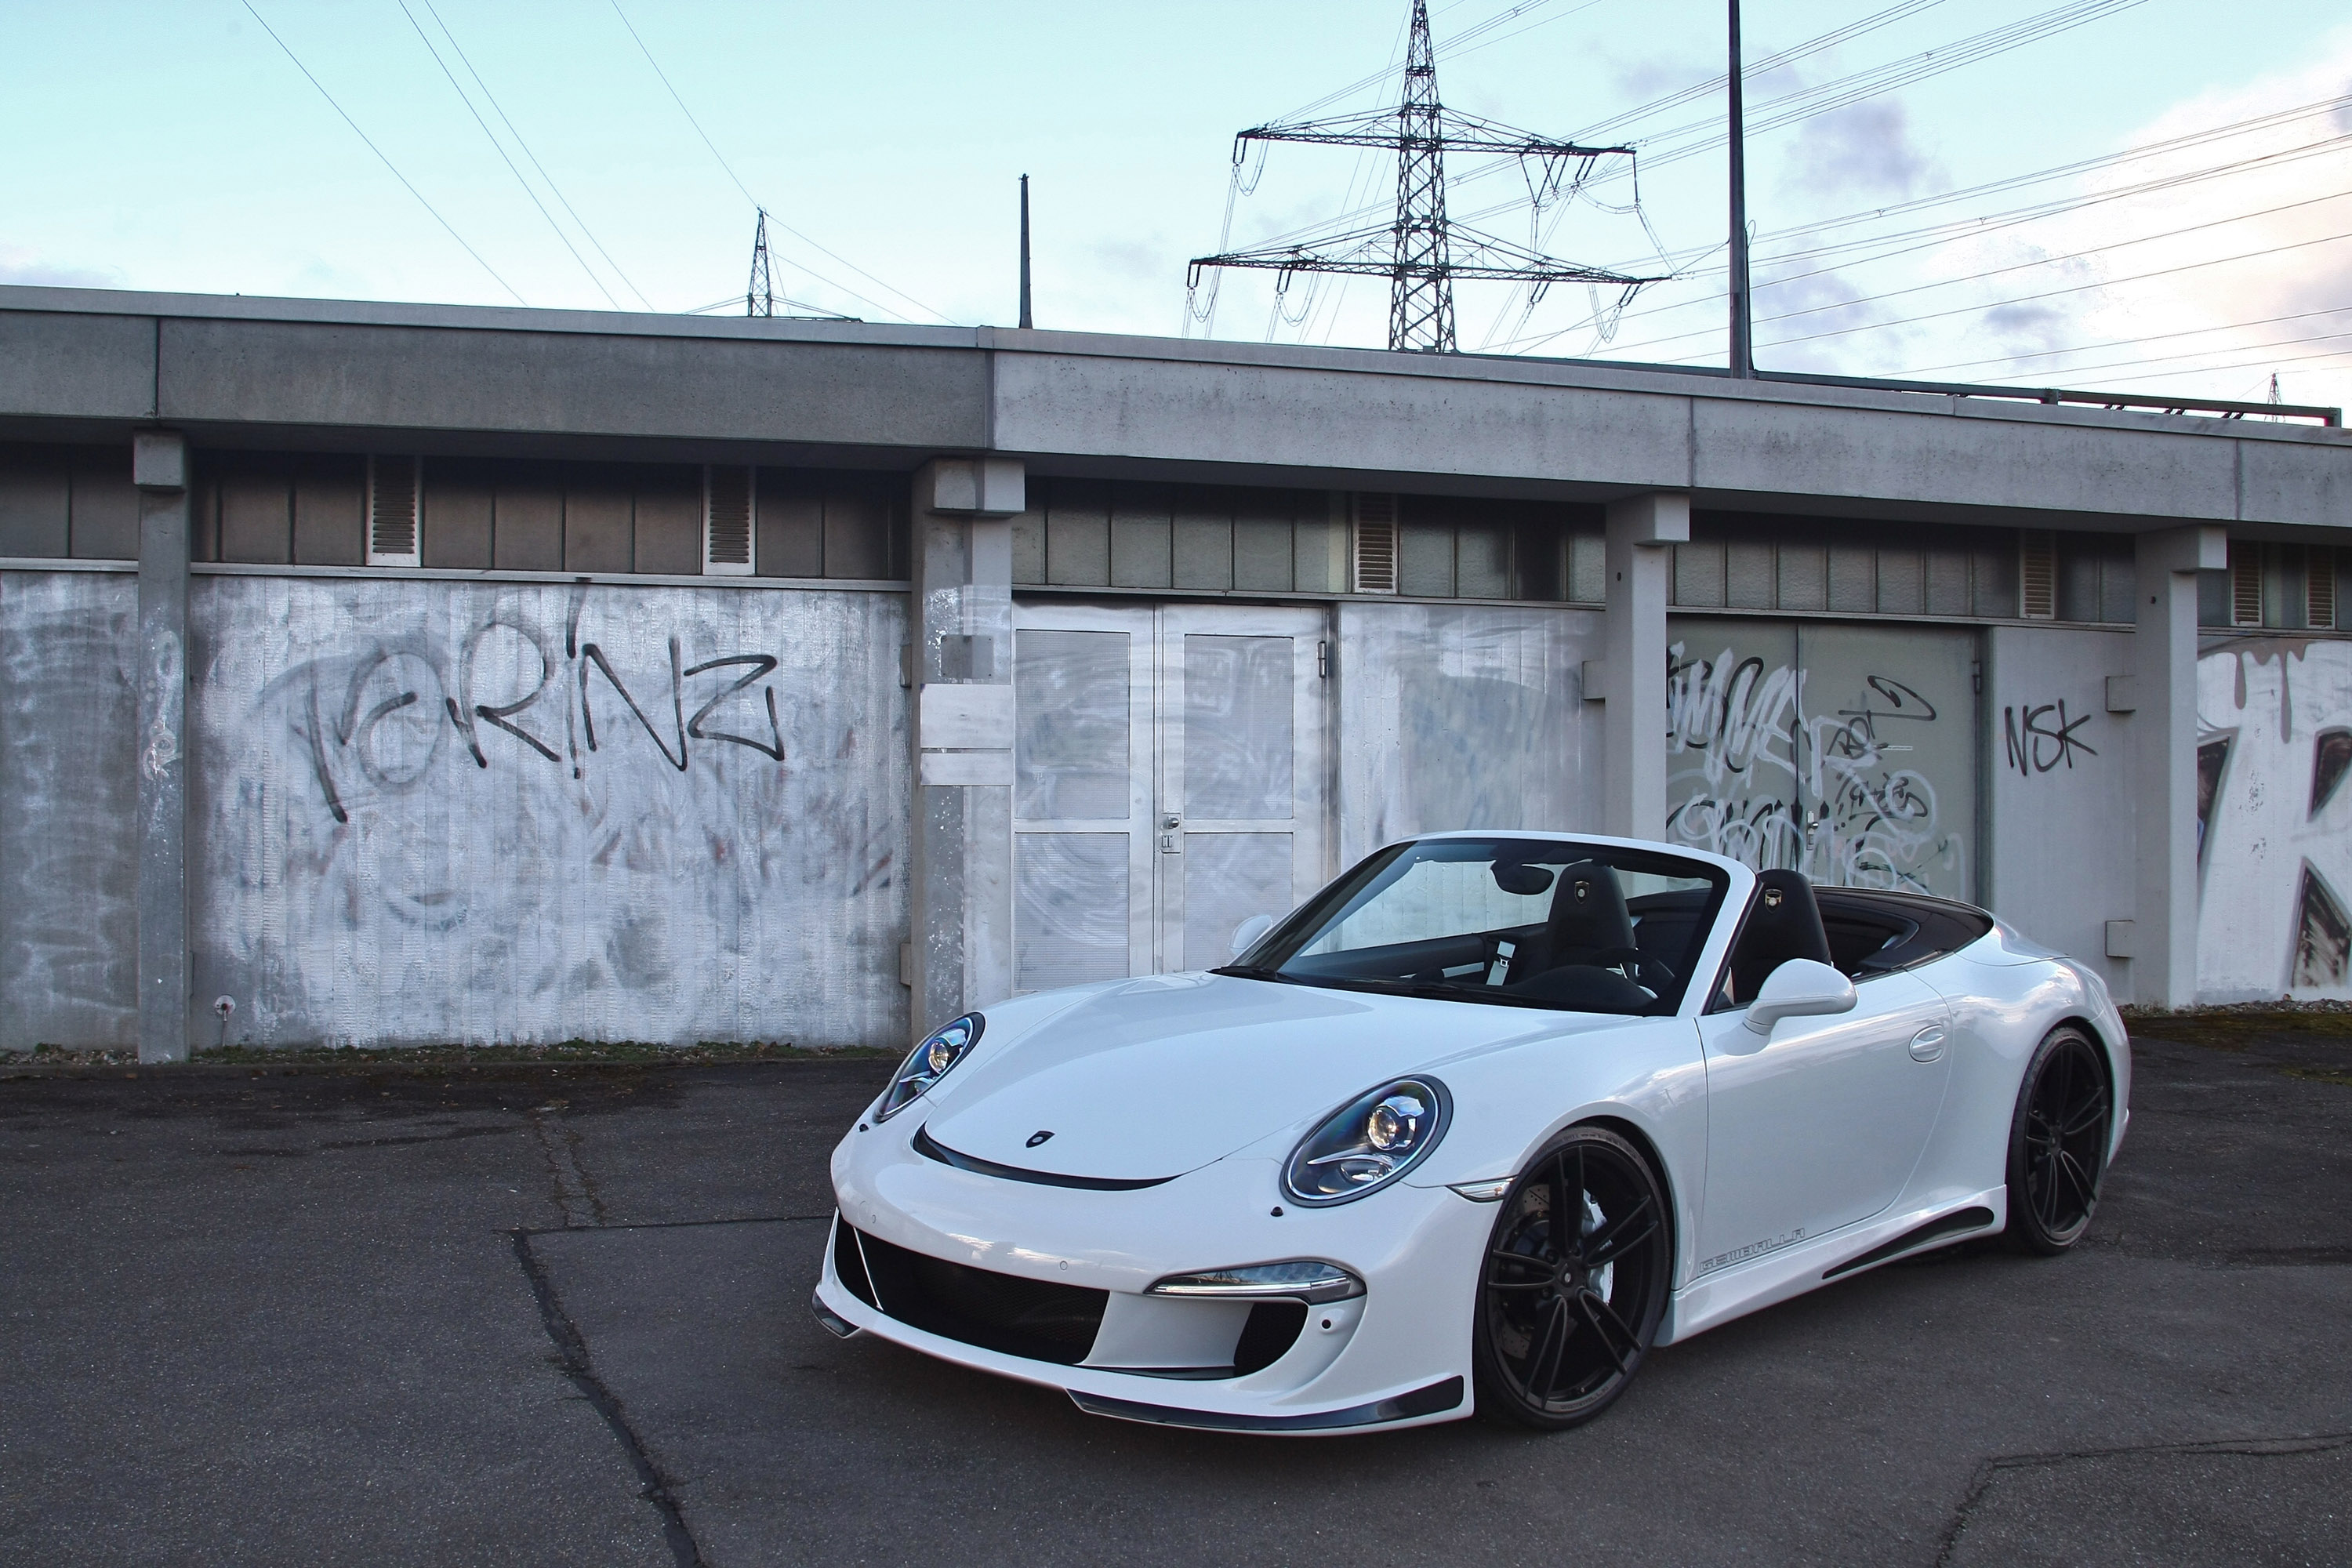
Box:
2231;542;2264;627
1352;492;1398;593
365;456;420;566
2310;546;2337;630
2018;530;2056;619
704;465;754;575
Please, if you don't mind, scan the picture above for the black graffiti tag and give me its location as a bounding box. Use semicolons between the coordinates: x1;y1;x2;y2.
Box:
2003;701;2097;776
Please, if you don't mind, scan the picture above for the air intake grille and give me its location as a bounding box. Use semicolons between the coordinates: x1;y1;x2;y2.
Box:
2230;542;2264;627
704;465;754;575
1352;492;1398;593
2310;546;2336;630
366;456;420;566
836;1220;1106;1364
2018;531;2056;619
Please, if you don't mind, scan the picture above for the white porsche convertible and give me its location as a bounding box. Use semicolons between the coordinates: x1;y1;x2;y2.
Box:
814;832;2129;1435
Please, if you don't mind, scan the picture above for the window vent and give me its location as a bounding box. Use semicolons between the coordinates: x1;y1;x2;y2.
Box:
2310;546;2337;630
703;465;754;575
365;456;420;566
2230;541;2264;627
2018;531;2056;619
1351;492;1398;593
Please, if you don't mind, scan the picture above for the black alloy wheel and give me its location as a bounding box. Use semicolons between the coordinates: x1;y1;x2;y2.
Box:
2005;1025;2113;1255
1472;1125;1673;1430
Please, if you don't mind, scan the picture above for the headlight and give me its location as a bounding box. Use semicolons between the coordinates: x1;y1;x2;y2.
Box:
875;1013;982;1122
1282;1076;1451;1206
1148;1261;1365;1304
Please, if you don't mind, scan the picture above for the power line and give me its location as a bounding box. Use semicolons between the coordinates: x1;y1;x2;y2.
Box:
1599;183;2352;359
604;0;954;325
238;0;525;304
1967;326;2352;384
1489;93;2352;355
416;0;658;311
393;0;617;307
1691;226;2352;361
1892;302;2352;379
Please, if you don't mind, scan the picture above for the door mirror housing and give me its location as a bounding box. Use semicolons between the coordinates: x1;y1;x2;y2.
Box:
1744;958;1858;1035
1229;913;1276;959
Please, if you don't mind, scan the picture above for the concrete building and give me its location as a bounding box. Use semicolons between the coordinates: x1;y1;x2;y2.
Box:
2;284;2348;1061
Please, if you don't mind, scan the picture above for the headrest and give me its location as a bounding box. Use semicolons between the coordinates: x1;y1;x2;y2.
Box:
1545;860;1635;955
1730;869;1835;999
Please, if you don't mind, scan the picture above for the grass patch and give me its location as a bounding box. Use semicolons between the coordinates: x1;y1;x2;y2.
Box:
2121;1001;2352;1054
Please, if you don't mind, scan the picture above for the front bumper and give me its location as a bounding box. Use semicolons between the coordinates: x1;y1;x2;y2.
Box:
815;1120;1489;1434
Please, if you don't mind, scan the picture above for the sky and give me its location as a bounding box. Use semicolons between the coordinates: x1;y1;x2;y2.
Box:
5;0;2349;415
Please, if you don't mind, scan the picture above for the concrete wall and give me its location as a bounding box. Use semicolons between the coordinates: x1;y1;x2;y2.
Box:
2;571;909;1051
1984;623;2136;993
2196;636;2352;1001
1335;602;1604;863
1;569;139;1047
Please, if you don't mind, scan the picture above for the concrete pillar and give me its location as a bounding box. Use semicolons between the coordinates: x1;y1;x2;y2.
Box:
132;431;191;1063
1599;492;1690;840
907;457;1023;1041
2131;524;2226;1008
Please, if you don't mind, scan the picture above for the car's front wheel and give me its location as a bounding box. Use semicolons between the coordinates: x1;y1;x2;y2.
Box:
2004;1024;2114;1254
1472;1125;1672;1430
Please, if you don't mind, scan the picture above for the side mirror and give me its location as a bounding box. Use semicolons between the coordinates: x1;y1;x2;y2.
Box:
1229;913;1276;959
1744;958;1857;1035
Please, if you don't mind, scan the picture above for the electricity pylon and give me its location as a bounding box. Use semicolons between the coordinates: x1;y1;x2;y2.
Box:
1189;0;1657;353
747;208;775;318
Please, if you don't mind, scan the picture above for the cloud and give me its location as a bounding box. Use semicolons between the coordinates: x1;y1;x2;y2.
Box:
1780;101;1940;201
0;245;121;289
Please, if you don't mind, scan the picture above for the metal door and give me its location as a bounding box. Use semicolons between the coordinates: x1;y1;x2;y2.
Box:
1664;619;1979;900
1011;602;1329;989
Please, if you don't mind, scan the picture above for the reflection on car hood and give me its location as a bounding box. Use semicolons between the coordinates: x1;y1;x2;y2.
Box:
923;972;1607;1183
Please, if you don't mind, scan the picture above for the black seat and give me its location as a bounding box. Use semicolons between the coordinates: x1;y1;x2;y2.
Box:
1726;869;1835;1001
1519;859;1635;976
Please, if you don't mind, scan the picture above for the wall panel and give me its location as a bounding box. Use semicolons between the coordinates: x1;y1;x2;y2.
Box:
183;576;909;1047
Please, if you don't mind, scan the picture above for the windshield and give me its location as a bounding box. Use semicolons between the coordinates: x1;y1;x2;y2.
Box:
1225;837;1730;1015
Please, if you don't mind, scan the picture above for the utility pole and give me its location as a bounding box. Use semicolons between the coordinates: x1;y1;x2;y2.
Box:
1727;0;1755;378
1018;175;1034;329
747;207;775;318
1189;0;1657;354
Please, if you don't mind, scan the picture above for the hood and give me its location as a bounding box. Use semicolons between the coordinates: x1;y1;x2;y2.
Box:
920;973;1600;1182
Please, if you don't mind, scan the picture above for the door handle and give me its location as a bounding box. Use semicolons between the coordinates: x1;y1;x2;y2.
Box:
1908;1025;1946;1063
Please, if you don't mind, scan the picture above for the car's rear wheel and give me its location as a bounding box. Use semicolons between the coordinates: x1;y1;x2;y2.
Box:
1472;1125;1672;1430
2004;1025;2112;1255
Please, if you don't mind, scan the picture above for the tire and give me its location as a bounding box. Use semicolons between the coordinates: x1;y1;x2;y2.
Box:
1472;1125;1673;1431
2004;1025;2114;1255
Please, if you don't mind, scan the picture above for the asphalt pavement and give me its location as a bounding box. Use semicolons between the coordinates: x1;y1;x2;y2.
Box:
2;1019;2347;1566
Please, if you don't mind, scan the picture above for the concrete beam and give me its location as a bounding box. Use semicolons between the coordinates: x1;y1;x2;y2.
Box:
906;459;1019;1040
1600;493;1689;840
133;430;190;1062
2132;523;2227;1007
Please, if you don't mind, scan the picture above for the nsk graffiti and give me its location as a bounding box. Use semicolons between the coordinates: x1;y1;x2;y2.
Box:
1664;643;1959;895
284;588;789;825
2003;701;2098;775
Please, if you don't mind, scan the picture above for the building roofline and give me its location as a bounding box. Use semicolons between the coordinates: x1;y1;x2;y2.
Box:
2;283;2338;442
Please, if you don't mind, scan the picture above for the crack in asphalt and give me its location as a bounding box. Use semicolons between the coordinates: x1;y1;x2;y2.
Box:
531;1111;611;1228
512;1229;706;1568
1933;1430;2352;1567
215;1122;524;1158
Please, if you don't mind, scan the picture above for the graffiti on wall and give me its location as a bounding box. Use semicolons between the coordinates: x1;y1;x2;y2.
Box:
281;585;793;827
1664;640;1965;895
2196;637;2352;998
195;578;908;1047
2002;700;2098;775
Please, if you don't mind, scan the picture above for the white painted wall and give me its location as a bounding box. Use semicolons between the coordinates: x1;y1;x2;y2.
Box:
1335;602;1605;864
2196;636;2352;1002
1984;624;2136;993
184;575;909;1048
